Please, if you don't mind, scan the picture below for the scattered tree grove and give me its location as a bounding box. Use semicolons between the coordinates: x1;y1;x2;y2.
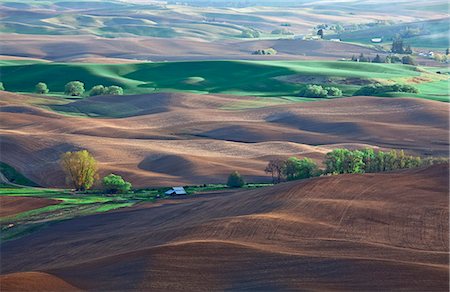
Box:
253;48;277;55
60;150;98;191
299;85;342;98
90;85;124;96
354;83;418;96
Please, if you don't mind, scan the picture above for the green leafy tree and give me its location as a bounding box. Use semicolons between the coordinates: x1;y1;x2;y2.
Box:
35;82;49;94
65;81;85;96
60;150;97;191
446;48;449;55
0;82;4;91
360;148;377;172
325;87;342;97
102;174;132;194
227;171;245;188
300;85;328;98
324;149;364;174
90;85;106;96
105;85;124;95
284;157;320;181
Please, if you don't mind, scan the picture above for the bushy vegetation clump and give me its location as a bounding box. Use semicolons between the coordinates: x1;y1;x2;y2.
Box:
354;83;418;96
102;174;132;194
35;82;49;94
227;171;245;188
0;82;5;91
65;81;85;96
299;85;342;98
253;48;277;55
90;85;124;96
241;29;260;38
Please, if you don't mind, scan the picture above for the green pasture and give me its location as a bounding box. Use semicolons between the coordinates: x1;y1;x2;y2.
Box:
1;60;447;102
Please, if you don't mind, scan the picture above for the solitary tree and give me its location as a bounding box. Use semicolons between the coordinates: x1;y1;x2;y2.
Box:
35;82;49;94
227;171;245;188
64;81;85;96
102;174;132;194
60;150;97;191
0;82;4;91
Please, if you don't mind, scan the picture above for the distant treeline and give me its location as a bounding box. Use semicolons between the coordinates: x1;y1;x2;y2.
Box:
265;149;448;183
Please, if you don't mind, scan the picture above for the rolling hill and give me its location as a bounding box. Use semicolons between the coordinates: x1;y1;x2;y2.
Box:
1;163;448;291
0;91;448;187
1;60;448;101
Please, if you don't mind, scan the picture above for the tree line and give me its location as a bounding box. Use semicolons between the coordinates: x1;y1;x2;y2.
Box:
0;81;124;97
351;53;416;65
265;148;447;184
59;148;447;192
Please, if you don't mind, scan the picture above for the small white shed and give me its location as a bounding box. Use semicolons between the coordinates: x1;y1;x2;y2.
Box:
165;187;187;196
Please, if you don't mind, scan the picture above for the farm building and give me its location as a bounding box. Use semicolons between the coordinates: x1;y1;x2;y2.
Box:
330;38;341;42
165;187;187;196
371;38;383;43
